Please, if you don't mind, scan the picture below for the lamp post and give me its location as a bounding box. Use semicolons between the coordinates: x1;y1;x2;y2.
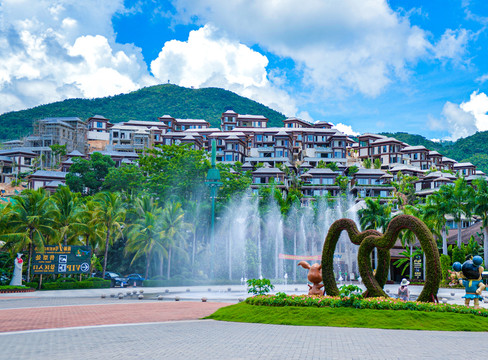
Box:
206;139;222;279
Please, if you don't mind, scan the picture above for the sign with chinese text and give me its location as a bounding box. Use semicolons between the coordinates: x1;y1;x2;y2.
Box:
32;245;91;274
413;254;423;280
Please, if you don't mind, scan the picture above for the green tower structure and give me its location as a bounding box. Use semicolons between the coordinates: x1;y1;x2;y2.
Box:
206;139;222;278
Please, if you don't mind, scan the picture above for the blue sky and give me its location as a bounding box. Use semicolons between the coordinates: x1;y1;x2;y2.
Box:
0;0;487;141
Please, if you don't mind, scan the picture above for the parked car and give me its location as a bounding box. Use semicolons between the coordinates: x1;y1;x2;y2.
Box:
126;274;145;286
104;272;128;288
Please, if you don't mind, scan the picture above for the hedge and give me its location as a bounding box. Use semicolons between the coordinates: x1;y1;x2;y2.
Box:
42;278;110;290
246;294;488;318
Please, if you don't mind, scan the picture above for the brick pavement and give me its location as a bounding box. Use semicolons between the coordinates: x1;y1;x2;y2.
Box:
0;320;484;360
0;302;231;332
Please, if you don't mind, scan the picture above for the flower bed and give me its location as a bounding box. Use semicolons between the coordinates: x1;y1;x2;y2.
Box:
245;294;488;318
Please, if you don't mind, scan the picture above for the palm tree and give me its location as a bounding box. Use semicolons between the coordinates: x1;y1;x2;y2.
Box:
125;195;163;279
78;198;105;273
2;189;57;281
358;197;391;232
362;158;372;169
439;178;474;248
472;177;488;264
126;210;164;280
423;187;451;255
160;201;190;279
94;192;126;278
51;186;84;245
373;158;382;169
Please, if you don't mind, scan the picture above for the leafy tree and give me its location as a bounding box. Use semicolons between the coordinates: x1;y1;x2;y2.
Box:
94;192;126;278
334;175;349;193
316;160;326;169
216;163;252;202
347;165;359;176
66;152;115;195
102;164;144;194
138;144;209;201
391;171;418;207
49;144;67;168
326;162;339;171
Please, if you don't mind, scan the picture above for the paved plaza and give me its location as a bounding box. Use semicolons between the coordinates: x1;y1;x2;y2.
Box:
0;285;486;359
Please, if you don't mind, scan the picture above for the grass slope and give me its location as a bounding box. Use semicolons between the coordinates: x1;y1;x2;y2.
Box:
206;303;488;332
0;84;286;140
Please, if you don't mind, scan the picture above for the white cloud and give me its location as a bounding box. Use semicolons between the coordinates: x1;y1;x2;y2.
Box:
461;91;488;131
433;29;470;63
429;92;488;141
150;25;297;115
0;0;154;114
333;123;360;136
477;74;488;84
430;101;477;141
170;0;463;98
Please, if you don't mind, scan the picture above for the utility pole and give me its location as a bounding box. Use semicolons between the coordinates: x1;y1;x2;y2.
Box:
205;139;222;279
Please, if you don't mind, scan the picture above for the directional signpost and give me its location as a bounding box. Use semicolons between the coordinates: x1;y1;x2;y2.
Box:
32;245;92;275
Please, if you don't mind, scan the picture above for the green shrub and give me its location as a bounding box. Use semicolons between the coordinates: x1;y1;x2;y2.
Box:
0;285;29;290
440;254;451;283
42;278;110;290
245;294;488;318
247;278;274;296
452;246;465;264
25;282;38;289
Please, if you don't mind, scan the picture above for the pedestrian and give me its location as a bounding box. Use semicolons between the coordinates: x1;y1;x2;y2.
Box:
398;278;410;301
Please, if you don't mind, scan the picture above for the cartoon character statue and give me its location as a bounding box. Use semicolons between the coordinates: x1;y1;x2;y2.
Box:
297;261;324;296
452;255;486;309
9;253;23;286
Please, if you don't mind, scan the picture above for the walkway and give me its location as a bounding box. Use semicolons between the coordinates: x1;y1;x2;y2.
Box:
0;285;486;359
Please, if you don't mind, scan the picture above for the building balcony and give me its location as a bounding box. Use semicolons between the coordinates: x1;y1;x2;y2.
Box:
303;156;346;163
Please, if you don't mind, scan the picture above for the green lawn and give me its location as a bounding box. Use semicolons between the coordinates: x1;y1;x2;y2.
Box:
205;303;488;331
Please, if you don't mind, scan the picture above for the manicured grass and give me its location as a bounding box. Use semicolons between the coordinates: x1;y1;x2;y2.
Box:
205;303;488;331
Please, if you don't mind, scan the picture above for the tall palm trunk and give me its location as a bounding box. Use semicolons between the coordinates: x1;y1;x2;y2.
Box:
159;255;164;277
145;251;151;280
102;229;111;279
442;225;447;255
167;246;172;279
484;227;488;267
457;221;462;248
27;242;33;282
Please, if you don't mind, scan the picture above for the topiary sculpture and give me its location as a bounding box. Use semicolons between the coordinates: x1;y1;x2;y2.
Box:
321;215;441;302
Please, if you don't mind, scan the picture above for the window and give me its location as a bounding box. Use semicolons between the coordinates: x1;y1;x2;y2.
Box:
357;178;369;185
97;122;103;128
360;141;368;147
235;144;239;151
311;178;320;184
254;177;261;184
383;145;387;153
277;150;283;157
308;135;314;142
380;190;388;197
225;154;232;161
256;135;262;142
323;178;334;185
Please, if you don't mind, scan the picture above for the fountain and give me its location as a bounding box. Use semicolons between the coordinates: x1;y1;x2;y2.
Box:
210;192;361;284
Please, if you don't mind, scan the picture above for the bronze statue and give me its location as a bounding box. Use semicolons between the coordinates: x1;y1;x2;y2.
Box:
298;261;324;296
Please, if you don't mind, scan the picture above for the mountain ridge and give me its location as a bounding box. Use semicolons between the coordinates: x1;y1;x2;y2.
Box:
0;84;286;140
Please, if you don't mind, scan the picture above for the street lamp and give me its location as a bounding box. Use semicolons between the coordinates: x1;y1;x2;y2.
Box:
206;139;222;279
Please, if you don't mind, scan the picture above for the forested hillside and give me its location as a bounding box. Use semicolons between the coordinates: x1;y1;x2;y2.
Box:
380;131;488;174
0;84;286;140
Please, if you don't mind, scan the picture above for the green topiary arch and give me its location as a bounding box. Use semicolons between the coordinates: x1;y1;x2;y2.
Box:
321;215;441;302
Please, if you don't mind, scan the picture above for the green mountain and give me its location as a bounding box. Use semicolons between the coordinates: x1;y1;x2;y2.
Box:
0;84;286;140
380;131;488;174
